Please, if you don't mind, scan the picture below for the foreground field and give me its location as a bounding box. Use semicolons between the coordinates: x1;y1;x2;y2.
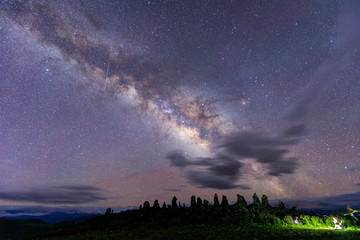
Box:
30;224;360;240
9;193;360;239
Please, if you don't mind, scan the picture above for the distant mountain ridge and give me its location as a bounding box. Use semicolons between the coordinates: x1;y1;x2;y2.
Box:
0;205;136;224
2;211;99;224
270;192;360;213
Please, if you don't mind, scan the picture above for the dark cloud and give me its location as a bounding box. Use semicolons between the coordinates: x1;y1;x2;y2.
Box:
274;192;360;210
0;185;106;204
206;154;243;177
166;152;244;189
267;157;298;176
187;170;250;190
281;123;307;138
187;171;239;189
167;151;190;167
54;185;101;191
239;185;251;190
219;132;300;176
221;132;298;151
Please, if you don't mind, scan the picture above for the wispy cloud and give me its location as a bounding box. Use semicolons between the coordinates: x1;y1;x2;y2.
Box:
167;151;247;189
0;185;106;204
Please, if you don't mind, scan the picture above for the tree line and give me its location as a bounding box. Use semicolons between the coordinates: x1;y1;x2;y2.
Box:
100;193;359;229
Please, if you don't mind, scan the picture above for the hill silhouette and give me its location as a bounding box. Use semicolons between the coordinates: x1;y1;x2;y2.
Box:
0;217;73;240
22;193;360;240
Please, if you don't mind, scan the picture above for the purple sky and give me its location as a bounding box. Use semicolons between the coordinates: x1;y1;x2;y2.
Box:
0;0;359;207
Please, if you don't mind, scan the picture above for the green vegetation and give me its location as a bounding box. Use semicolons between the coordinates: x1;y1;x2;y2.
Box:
33;224;360;240
6;194;360;239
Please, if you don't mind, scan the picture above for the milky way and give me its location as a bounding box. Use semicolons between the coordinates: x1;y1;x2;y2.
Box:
0;0;359;207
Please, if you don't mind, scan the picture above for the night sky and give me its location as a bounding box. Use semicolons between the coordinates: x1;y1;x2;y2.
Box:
0;0;359;207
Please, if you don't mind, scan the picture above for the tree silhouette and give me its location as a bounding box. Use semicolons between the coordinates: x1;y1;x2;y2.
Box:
98;193;309;230
172;196;178;208
105;208;112;215
236;194;247;207
191;195;196;208
235;194;247;214
197;197;203;207
221;195;229;207
261;194;271;209
253;193;261;206
278;200;285;209
143;201;150;210
214;193;220;207
153;200;160;208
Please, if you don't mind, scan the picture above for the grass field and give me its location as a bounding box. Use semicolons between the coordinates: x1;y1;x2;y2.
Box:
31;224;360;240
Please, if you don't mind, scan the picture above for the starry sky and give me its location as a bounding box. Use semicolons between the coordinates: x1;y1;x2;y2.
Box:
0;0;359;208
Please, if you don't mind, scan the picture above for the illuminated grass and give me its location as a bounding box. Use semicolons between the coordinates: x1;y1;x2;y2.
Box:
40;224;360;240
